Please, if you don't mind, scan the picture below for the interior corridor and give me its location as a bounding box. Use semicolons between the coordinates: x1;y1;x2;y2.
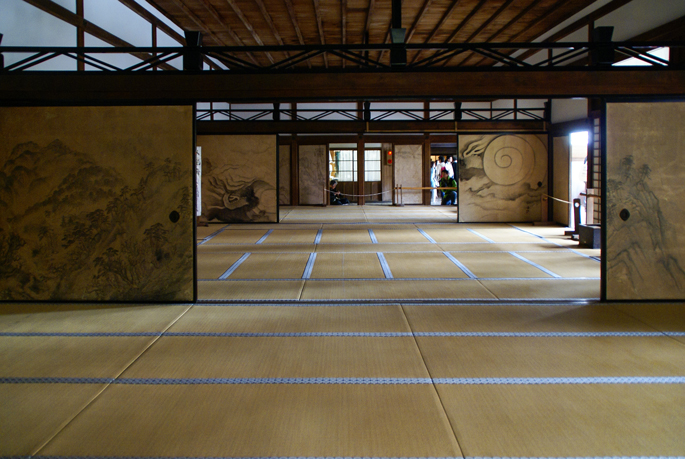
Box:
1;206;684;458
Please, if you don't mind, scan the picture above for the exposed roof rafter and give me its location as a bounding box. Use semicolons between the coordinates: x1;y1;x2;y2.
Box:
224;0;275;64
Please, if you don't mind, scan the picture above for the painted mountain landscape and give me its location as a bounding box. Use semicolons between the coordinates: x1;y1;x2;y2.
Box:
0;106;194;302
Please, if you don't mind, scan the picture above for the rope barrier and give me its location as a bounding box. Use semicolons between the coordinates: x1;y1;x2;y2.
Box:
326;189;392;198
542;194;571;205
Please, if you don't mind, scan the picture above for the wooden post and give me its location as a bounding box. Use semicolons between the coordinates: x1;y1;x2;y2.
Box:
290;135;299;205
423;134;431;205
77;0;84;72
357;135;365;205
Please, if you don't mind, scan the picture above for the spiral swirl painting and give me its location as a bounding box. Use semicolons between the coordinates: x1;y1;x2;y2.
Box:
458;134;548;222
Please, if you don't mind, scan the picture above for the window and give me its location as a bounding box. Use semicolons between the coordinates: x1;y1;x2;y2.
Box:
365;150;381;182
330;150;382;182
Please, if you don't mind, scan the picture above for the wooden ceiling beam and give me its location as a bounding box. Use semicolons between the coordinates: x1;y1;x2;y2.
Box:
363;0;377;44
224;0;275;64
469;0;565;67
443;0;516;67
119;0;184;44
466;0;543;66
253;0;290;62
406;0;434;43
442;0;487;45
21;0;177;70
187;0;261;66
342;0;347;67
118;0;221;70
6;69;684;102
514;0;634;62
283;0;311;68
409;0;463;64
464;0;516;43
312;0;329;67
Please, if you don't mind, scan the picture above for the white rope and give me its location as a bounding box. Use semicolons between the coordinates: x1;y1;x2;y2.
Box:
327;189;392;198
543;194;571;205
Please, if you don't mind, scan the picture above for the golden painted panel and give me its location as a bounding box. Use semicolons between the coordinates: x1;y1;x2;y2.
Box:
0;106;194;302
606;102;685;300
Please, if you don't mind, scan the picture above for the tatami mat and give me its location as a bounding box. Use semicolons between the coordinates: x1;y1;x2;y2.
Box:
465;226;547;243
402;303;656;333
438;242;564;252
318;229;373;243
205;229;269;244
418;227;492;243
300;279;497;300
479;278;601;299
372;228;432;243
0;383;107;455
436;384;685;457
309;253;386;279
416;336;685;378
40;384;462;457
168;305;409;333
262;229;319;243
122;336;430;379
514;251;601;278
448;251;556;278
0;304;190;334
611;302;685;344
197;253;245;279
383;252;471;278
227;253;311;279
314;243;443;253
198;280;305;300
199;243;316;253
0;336;157;378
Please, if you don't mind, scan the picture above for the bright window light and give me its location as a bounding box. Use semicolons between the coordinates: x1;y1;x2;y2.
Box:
570;131;589;146
614;47;669;67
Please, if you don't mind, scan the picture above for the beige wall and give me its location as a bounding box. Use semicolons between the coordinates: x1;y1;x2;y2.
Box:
279;144;291;205
459;134;548;222
606;102;685;300
0;106;195;302
395;145;423;205
197;135;278;223
299;145;327;205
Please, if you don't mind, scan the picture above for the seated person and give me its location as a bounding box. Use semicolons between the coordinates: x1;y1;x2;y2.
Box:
439;168;457;206
329;179;350;205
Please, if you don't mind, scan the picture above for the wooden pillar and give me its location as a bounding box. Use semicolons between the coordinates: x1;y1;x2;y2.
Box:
77;0;84;71
423;134;431;205
152;24;157;71
357;135;365;205
290;135;299;205
424;101;430;120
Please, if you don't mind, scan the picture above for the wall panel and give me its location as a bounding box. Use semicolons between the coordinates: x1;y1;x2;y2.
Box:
197;135;277;223
395;145;423;205
458;134;548;222
0;106;194;302
606;102;685;300
279;145;291;205
552;136;570;226
299;145;326;205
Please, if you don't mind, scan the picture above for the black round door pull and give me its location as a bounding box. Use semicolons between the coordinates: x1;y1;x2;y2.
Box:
169;211;180;223
619;209;630;221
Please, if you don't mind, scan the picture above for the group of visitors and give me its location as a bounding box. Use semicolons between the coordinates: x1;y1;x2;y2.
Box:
431;156;457;206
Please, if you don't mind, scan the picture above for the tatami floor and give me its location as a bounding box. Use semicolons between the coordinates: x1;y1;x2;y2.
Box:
198;205;601;302
2;205;684;458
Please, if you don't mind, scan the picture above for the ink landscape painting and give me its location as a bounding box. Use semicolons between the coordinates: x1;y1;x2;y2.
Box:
0;106;195;302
